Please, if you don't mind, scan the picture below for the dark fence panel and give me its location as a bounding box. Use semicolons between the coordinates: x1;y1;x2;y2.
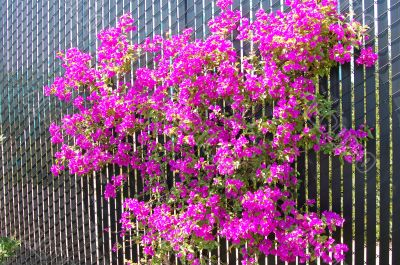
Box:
0;0;398;264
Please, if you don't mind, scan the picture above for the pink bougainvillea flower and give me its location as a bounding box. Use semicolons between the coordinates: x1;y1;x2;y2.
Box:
46;0;375;264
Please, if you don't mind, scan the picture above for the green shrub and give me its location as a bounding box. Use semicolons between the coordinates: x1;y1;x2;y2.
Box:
0;237;20;263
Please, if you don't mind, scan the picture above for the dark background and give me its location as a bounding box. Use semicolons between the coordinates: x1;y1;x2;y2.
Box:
0;0;399;264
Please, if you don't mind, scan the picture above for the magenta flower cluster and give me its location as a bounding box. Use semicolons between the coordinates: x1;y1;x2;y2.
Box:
334;127;369;163
46;0;375;264
356;46;378;67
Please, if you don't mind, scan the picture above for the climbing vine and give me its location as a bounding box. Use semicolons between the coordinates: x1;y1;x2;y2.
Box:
46;0;376;264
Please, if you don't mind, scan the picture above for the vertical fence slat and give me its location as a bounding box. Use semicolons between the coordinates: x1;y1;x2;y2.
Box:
378;0;391;263
338;1;355;263
361;1;379;264
319;77;331;216
308;151;317;213
365;0;378;262
307;150;317;265
0;0;6;237
330;67;343;245
342;60;354;265
366;72;378;264
354;58;366;265
391;0;400;262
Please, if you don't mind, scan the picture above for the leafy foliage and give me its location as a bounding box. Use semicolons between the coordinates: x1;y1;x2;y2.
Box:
0;237;20;263
46;0;376;264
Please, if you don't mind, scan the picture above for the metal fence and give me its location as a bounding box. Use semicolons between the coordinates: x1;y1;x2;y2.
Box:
0;0;399;264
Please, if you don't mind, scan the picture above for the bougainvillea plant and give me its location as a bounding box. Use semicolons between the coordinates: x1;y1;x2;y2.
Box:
45;0;377;264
